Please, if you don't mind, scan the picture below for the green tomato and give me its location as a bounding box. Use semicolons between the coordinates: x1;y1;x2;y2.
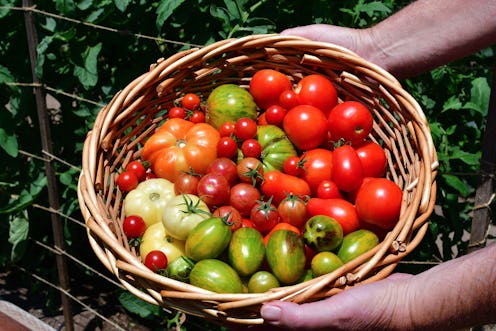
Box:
337;229;379;264
311;251;343;277
228;227;265;277
139;222;185;262
185;217;232;261
303;215;343;252
266;229;306;285
256;125;297;172
247;271;280;293
162;194;211;240
189;259;243;293
123;178;176;227
165;256;195;282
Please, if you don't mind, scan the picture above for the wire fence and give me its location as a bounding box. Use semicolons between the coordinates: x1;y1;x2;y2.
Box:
2;2;495;331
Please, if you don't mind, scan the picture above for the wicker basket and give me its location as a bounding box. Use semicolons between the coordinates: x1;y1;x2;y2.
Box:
77;34;438;326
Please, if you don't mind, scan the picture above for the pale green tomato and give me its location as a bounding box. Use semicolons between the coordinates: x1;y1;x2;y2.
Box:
123;178;175;227
139;222;185;262
162;194;211;240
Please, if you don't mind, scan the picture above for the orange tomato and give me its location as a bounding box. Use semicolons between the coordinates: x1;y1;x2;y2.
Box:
141;118;220;182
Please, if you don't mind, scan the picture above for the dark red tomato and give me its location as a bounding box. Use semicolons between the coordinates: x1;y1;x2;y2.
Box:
328;101;373;145
169;106;186;119
331;145;363;192
189;110;205;123
265;105;286;126
144;250;168;271
278;89;300;110
277;193;309;229
207;157;238;186
299;148;333;195
234;117;257;141
306;198;360;235
219;121;235;137
125;160;147;182
294;74;338;116
283;155;305;177
237;157;264;185
174;172;200;195
197;173;231;208
260;170;311;205
117;170;138;192
123;215;146;238
181;93;201;110
250;198;280;234
241;139;262;159
249;69;292;110
283;105;328;150
355;178;403;230
217;136;238;159
213;205;243;232
316;180;344;199
230;183;262;217
355;141;387;178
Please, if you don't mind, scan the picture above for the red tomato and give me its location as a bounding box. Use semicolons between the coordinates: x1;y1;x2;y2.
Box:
331;145;363;192
249;69;292;110
250;198;280;234
328;101;373;145
141;118;220;182
278;89;300;110
241;218;256;229
283;155;305;177
294;74;338;116
122;215;146;238
144;250;168;271
174;172;200;195
125;160;147;182
189;110;205;123
234;117;257;141
277;193;309;229
346;176;373;203
213;205;243;232
257;112;268;126
229;183;262;216
355;141;387;178
355;178;403;230
168;106;186;119
316;180;344;199
260;170;311;205
197;173;231;208
237;157;264;185
263;222;301;246
219;121;235;137
117;170;138;192
299;148;333;195
265;105;286;126
283;105;328;150
216;136;238;159
207;157;238;186
181;93;201;110
241;139;262;159
306;198;359;235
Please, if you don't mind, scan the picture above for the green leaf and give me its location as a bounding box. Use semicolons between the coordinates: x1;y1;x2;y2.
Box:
450;148;480;166
0;127;18;157
114;0;131;12
463;77;490;116
73;43;102;90
118;291;161;319
0;175;47;214
442;174;471;197
442;95;463;112
55;0;76;14
156;0;186;30
0;64;14;84
9;213;29;262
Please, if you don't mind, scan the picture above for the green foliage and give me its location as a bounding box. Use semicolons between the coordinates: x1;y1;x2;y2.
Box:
0;0;494;329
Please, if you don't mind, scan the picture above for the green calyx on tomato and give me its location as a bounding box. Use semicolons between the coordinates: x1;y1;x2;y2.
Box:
162;194;211;240
256;124;297;172
205;84;257;130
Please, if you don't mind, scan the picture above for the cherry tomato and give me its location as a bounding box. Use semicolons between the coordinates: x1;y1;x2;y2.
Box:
278;89;300;110
306;198;360;235
174;171;200;195
181;93;201;110
217;136;238;159
168;106;186;119
283;155;305;177
122;215;146;238
234;117;257;141
213;205;243;232
237;157;264;185
316;180;344;199
294;74;338;116
328;101;373;145
249;69;292;110
189;110;205;123
197;172;231;208
265;105;286;126
207;157;238;186
257;112;268;126
355;140;387;178
117;170;138;192
277;193;309;229
125;160;147;182
241;139;262;159
219;121;235;137
283;105;328;150
355;178;403;230
229;183;262;217
261;170;311;205
299;148;333;195
331;145;363;192
144;250;168;272
250;198;280;234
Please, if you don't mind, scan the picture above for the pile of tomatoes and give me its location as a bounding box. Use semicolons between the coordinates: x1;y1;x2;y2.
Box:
115;69;403;293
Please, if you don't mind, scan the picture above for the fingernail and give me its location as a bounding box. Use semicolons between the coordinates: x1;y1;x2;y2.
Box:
261;304;281;322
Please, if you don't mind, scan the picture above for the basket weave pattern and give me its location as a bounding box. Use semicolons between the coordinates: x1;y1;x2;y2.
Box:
77;34;438;325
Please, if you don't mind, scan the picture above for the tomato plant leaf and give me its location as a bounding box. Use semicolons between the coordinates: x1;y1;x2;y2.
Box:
0;127;18;157
442;174;471;197
73;42;102;90
463;77;490;116
8;212;29;262
156;0;186;30
114;0;131;12
118;291;161;319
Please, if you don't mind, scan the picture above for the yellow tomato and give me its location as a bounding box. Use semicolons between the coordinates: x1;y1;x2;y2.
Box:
139;222;185;262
